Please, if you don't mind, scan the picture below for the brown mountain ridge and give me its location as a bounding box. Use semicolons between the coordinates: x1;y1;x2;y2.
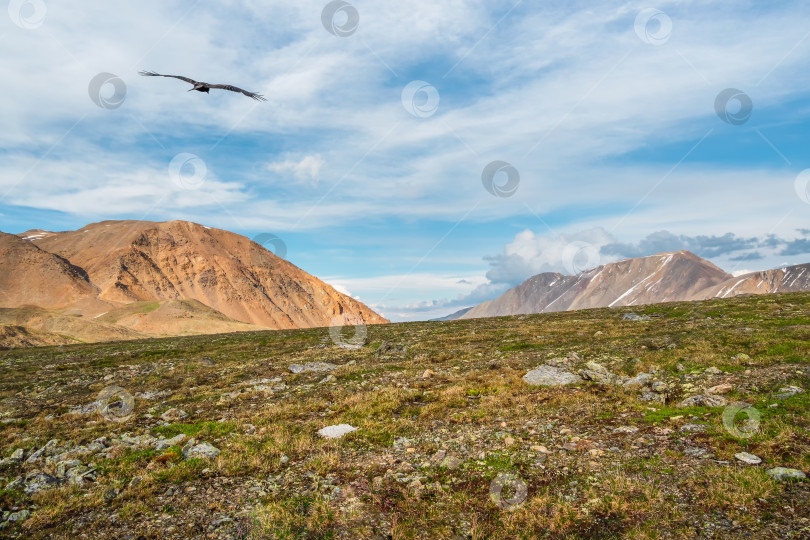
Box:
0;220;387;345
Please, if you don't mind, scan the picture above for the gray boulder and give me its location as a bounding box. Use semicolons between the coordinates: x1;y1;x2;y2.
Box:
0;448;24;465
523;365;582;386
623;372;652;390
23;472;61;494
155;434;187;451
6;510;30;523
776;386;804;399
766;467;806;481
677;394;728;408
289;362;338;374
183;442;221;460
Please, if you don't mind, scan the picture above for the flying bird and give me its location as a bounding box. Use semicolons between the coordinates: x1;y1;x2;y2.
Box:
139;70;267;101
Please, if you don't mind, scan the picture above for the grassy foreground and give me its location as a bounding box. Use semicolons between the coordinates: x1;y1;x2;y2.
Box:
0;293;808;539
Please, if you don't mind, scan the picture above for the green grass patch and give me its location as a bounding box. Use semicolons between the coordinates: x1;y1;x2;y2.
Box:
153;457;207;484
643;405;715;424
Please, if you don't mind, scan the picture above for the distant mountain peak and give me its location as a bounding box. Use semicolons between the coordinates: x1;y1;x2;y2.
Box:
458;250;808;320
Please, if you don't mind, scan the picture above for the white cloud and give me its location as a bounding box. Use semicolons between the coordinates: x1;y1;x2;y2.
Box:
267;154;325;184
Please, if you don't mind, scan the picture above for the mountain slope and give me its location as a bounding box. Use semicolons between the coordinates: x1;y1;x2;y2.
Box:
0;231;100;310
0;220;387;345
29;220;387;330
693;263;810;299
462;251;733;319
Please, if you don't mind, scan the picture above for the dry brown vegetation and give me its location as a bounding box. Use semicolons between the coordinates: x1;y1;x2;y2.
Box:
0;292;808;538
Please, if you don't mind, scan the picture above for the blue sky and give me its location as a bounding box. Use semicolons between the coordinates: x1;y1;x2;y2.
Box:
1;0;810;321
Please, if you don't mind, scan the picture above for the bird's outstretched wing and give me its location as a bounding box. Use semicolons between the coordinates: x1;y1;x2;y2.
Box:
208;83;267;101
139;70;198;86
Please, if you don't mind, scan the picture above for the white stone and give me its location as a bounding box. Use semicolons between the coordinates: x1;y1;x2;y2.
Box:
317;424;357;439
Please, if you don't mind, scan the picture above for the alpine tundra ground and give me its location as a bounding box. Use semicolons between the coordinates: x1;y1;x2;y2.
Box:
0;293;808;539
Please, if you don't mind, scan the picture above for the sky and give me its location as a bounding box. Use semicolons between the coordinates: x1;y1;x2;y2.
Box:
1;0;810;322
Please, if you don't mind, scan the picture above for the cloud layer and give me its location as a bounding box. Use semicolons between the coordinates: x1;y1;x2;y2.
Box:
2;1;810;321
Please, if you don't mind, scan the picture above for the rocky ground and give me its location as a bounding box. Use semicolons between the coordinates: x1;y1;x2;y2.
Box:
0;293;808;538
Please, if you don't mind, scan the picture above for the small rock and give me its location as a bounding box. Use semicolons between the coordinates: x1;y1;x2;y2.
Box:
160;408;188;422
56;459;82;477
676;363;686;372
199;357;216;366
623;372;651;390
622;313;651;321
735;452;762;465
775;386;804;399
183;442;221;460
23;472;60;494
766;467;806;481
440;456;461;470
683;447;711;458
504;436;515;446
6;510;29;523
129;476;143;488
289;362;338;374
523;365;582;386
280;454;289;465
707;383;733;395
155;434;187;451
612;426;639;434
26;439;59;463
0;448;24;465
680;423;707;433
677;395;728;408
430;449;447;464
651;381;667;393
317;424;357;439
579;367;619;385
704;367;722;375
639;391;666;403
585;362;609;374
318;374;335;384
375;341;406;356
421;369;435;379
